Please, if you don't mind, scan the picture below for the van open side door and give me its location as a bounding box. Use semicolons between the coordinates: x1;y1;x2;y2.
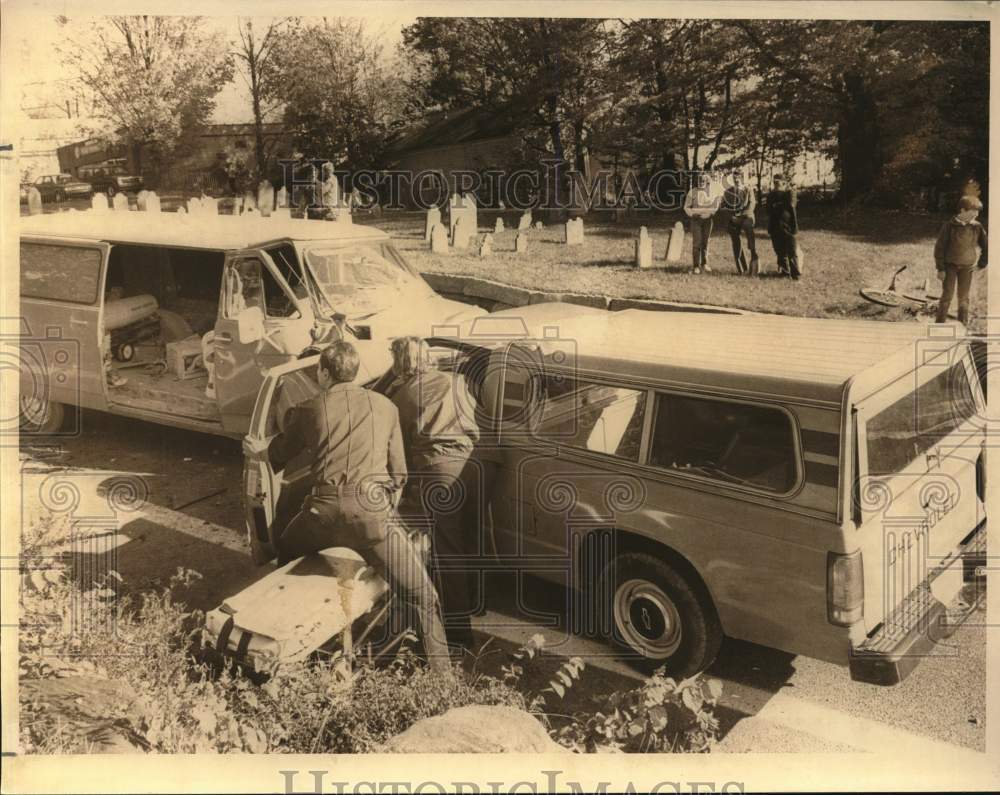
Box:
242;355;321;564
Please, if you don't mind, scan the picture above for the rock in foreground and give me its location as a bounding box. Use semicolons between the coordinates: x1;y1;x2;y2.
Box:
381;705;567;753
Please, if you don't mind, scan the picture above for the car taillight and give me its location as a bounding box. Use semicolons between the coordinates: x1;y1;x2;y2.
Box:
827;550;864;626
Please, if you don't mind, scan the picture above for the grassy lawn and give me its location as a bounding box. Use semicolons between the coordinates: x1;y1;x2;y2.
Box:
374;205;988;330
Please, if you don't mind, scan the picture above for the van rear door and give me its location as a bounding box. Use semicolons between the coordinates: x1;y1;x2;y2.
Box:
852;343;985;653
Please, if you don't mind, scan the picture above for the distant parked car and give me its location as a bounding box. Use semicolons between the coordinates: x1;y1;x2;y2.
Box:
33;174;93;203
81;162;143;197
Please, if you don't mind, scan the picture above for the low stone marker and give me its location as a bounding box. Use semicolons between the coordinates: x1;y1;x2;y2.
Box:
243;191;257;213
258;180;274;217
479;233;493;258
452;214;474;249
430;223;449;254
144;191;161;213
27;187;42;215
665;221;685;262
91;193;109;212
449;192;478;237
635;226;653;268
517;210;532;231
515;232;529;253
136;190;149;211
425;206;441;242
494;217;504;234
534;220;544;230
112;192;129;211
175;205;187;214
564;217;584;245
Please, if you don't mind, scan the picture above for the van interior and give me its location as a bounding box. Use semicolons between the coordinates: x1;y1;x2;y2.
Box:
103;244;224;422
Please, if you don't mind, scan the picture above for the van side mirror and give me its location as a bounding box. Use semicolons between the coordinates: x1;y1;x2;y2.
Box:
237;306;265;344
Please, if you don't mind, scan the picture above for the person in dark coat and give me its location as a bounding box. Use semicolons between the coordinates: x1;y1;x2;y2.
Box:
246;340;452;674
934;195;988;324
384;336;482;656
766;175;800;279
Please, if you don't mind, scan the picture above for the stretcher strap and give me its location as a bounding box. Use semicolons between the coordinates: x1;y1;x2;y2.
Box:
215;615;235;653
235;629;252;660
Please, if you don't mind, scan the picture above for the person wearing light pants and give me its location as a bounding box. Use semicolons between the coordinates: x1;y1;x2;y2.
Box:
684;171;722;274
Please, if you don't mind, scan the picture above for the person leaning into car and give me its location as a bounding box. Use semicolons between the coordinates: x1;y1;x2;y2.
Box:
245;340;452;674
384;336;482;657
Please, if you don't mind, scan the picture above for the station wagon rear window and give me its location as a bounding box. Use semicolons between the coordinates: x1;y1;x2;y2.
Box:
866;363;977;475
20;243;102;304
649;394;798;493
532;375;646;461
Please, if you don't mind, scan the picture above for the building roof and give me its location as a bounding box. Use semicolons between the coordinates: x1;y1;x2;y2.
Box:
19;210;387;251
494;305;952;406
389;105;519;155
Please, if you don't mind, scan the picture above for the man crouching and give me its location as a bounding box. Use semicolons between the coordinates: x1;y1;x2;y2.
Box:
258;340;452;675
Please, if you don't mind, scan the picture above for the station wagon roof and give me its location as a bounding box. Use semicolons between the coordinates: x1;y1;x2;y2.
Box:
19;210;388;250
513;306;957;406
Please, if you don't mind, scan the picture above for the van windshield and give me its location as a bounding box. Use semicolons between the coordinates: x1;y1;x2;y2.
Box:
302;242;431;316
866;362;978;475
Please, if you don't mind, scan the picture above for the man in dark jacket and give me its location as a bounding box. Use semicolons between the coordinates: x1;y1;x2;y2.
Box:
252;340;452;674
384;336;482;656
724;171;758;275
767;175;800;279
934;195;988;324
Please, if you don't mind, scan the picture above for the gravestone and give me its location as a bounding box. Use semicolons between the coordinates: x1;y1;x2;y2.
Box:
243;191;257;213
534;220;544;230
425;207;441;242
479;233;493;258
517;211;532;231
175;205;186;215
276;186;288;209
665;221;685;262
430;223;449;254
187;196;201;214
494;217;504;234
258;180;275;217
27;187;42;215
564;218;584;245
144;192;161;213
635;226;652;269
449;193;478;237
452;214;474;249
91;194;109;212
515;232;529;254
112;192;129;211
136;190;149;211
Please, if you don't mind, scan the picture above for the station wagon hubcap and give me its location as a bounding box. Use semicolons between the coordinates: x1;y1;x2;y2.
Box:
19;396;49;428
614;579;682;659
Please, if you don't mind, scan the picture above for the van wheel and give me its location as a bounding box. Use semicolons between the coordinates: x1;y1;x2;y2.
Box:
19;397;65;434
158;309;193;343
598;552;722;677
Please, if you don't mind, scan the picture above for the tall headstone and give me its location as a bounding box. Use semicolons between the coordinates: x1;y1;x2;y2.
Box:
27;187;42;215
515;232;529;254
564;218;584;245
258;180;275;217
479;233;493;258
276;186;288;209
452;214;474;250
136;190;149;212
145;192;161;213
517;211;532;231
494;217;504;234
635;226;653;269
91;193;109;212
425;206;441;242
112;192;129;212
430;223;449;254
665;221;685;263
449;192;477;237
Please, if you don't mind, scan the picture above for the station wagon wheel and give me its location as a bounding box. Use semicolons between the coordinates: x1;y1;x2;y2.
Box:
18;396;65;434
598;551;722;677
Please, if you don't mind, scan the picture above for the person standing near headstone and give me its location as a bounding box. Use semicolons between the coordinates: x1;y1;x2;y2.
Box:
767;175;800;279
724;172;758;275
684;171;721;274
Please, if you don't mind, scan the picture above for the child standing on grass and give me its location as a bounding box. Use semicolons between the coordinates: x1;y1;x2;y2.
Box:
934;195;987;324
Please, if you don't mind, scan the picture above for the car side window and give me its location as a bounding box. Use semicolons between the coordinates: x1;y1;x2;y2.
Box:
224;257;298;320
20;243;102;304
649;393;798;493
